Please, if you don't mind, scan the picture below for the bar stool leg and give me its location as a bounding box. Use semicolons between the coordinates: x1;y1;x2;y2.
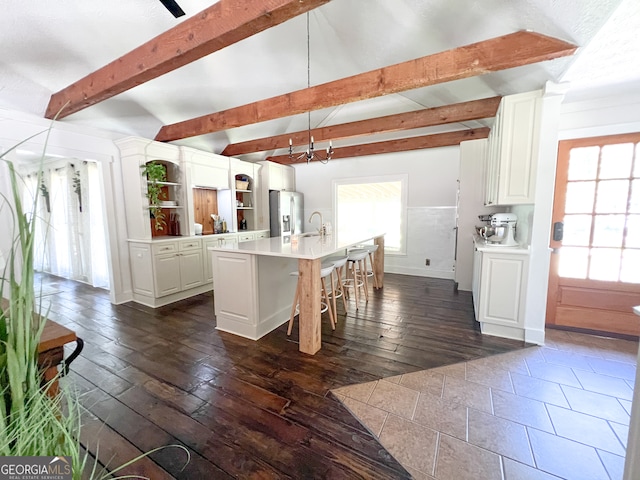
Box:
336;265;348;310
351;261;360;310
287;279;300;336
368;251;379;289
321;276;335;329
330;270;338;323
359;258;369;301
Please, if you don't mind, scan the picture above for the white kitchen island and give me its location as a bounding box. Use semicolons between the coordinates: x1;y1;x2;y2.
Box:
208;231;385;355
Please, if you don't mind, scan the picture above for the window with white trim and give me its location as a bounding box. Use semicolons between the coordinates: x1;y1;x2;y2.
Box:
333;175;407;254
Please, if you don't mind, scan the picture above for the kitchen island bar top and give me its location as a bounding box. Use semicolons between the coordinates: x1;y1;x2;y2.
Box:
207;231;386;259
208;232;385;355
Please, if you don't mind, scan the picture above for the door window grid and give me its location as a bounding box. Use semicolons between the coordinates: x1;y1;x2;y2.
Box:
560;141;640;282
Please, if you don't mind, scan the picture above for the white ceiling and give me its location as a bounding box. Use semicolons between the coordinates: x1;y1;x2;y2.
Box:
2;0;639;161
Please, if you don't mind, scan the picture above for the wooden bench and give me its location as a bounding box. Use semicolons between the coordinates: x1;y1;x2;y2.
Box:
1;299;83;396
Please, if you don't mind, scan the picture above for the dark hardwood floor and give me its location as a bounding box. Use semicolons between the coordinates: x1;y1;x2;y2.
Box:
38;272;529;479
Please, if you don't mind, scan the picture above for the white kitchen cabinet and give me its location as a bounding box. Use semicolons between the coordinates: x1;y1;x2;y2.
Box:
472;238;530;341
238;232;255;243
485;90;542;206
471;246;482;320
181;147;229;189
128;238;209;307
116;137;184;240
258;160;295;192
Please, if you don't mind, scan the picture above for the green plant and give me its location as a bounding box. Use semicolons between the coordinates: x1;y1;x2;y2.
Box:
0;131;189;478
0;129;84;471
140;161;167;232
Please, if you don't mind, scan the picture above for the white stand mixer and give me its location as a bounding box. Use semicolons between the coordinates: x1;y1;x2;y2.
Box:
487;213;518;246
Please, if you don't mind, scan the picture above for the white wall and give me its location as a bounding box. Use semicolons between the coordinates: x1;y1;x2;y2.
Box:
294;147;460;279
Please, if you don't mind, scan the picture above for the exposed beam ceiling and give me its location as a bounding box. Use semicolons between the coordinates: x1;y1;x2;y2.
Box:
267;128;490;164
221;96;501;156
156;31;576;142
44;0;332;119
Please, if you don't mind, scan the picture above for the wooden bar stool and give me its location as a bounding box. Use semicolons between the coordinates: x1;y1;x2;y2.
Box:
287;264;336;336
325;256;348;314
362;244;379;289
344;248;369;310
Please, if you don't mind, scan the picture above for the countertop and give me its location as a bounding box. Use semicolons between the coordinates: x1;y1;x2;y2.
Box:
208;231;385;260
473;235;530;254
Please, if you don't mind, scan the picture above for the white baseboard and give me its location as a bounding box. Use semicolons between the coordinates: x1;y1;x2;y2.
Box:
384;266;455;280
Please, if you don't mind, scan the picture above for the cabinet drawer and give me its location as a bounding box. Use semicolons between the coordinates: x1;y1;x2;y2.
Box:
238;233;255;242
179;238;202;251
255;231;269;239
152;242;178;255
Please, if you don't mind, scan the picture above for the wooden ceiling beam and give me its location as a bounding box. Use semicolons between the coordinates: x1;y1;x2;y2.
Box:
45;0;332;119
221;96;501;156
156;31;576;142
266;128;490;164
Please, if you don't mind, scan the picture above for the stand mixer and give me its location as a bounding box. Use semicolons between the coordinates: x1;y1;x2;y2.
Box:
486;213;518;246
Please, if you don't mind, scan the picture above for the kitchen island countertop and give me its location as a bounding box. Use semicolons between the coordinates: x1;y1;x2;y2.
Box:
208;231;385;355
208;231;386;260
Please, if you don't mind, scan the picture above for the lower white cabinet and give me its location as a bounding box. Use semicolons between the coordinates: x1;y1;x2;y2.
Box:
472;239;530;341
129;237;208;307
130;231;273;306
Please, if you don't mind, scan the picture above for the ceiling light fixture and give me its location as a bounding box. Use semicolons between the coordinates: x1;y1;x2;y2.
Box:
288;12;333;165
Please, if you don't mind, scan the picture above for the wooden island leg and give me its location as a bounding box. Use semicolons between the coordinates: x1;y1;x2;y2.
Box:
297;258;322;355
374;235;385;289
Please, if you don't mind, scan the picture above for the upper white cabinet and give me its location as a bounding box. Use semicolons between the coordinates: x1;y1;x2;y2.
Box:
485;90;542;206
257;161;295;230
181;147;229;190
258;160;295;192
116;137;183;241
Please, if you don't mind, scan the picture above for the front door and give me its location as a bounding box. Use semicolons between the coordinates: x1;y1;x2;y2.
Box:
546;132;640;337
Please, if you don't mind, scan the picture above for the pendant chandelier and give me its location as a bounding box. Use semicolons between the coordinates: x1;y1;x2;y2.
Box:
288;12;333;164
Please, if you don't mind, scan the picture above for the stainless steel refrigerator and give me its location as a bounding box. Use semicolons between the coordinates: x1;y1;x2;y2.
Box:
269;191;304;237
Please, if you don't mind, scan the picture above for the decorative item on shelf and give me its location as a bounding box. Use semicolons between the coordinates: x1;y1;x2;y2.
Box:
287;12;333;165
240;218;247;230
140;161;167;232
236;178;249;190
169;212;181;236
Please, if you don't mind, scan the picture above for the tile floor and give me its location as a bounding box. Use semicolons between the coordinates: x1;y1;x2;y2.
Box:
332;329;638;480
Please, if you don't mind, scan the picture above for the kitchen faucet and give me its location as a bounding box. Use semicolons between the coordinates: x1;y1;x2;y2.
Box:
308;211;324;235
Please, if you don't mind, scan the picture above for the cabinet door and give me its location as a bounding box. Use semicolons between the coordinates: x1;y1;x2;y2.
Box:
179;250;205;290
282;165;295;191
268;163;284;191
153;253;181;297
471;248;482;321
129;243;154;296
497;93;541;205
479;253;528;327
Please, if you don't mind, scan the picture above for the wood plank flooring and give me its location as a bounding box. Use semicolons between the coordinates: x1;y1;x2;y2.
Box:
38;272;529;479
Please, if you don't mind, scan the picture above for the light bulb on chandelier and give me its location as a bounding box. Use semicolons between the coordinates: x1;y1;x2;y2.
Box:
287;12;333;164
288;118;334;164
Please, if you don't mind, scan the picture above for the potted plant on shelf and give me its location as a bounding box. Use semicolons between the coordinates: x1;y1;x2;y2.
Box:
140;161;167;232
